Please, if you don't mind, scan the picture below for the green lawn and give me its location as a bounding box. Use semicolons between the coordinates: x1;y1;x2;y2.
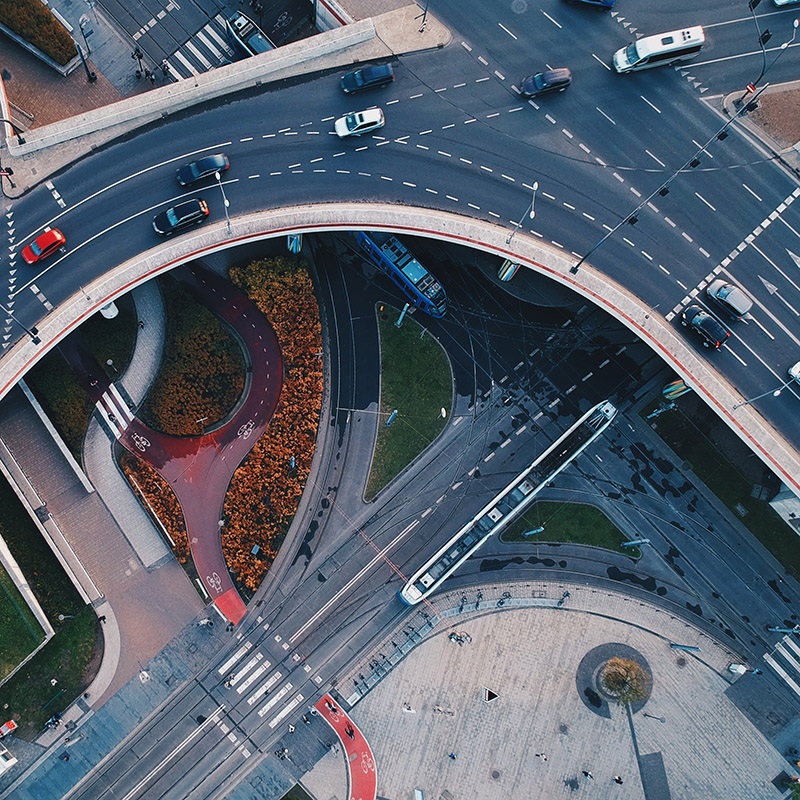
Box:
0;561;45;681
278;786;314;800
501;501;637;556
642;401;800;577
365;308;453;500
0;605;98;737
0;477;98;738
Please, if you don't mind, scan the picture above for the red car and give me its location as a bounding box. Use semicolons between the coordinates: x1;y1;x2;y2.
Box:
21;228;66;264
0;720;17;738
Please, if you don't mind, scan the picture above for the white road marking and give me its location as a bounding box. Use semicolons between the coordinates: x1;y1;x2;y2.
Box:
541;9;562;28
592;53;611;70
695;192;716;211
498;22;517;39
645;149;665;167
596;107;616;125
640;95;661;114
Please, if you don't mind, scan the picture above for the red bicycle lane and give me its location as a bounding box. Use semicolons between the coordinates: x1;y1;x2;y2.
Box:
123;263;284;624
63;263;283;625
315;695;377;800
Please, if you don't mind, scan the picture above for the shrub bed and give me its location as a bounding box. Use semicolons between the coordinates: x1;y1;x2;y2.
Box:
225;257;322;591
118;449;190;567
139;278;245;435
0;0;77;66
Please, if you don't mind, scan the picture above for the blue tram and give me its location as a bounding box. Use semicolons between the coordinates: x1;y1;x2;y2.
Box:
351;231;447;318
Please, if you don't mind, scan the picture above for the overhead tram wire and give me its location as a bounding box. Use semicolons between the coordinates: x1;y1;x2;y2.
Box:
570;82;772;275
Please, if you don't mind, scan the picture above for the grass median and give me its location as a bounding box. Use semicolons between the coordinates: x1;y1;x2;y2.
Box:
500;501;637;556
365;307;452;501
642;398;800;576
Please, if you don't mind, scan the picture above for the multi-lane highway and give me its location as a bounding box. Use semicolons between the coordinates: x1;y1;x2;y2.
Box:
4;1;800;456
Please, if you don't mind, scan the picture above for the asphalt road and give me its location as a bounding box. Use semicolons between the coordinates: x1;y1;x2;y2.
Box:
39;237;796;800
5;1;800;454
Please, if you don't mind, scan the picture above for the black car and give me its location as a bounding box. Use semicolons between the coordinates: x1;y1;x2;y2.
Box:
565;0;614;8
176;154;229;186
680;304;731;349
340;64;395;94
519;68;572;98
153;199;209;235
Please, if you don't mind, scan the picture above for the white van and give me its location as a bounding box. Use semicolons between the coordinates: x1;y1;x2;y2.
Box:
613;27;705;73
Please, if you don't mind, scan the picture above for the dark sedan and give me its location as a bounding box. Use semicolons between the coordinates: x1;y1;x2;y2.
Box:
153;199;209;235
176;154;229;186
680;304;731;349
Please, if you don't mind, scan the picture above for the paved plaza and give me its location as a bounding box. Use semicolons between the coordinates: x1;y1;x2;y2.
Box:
339;588;789;800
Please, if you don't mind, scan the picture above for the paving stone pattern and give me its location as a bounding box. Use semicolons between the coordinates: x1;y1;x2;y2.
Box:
348;590;788;800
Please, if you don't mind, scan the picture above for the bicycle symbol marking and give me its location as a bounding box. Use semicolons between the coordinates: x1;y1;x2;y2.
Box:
131;432;150;452
238;420;255;439
360;752;375;773
272;11;292;32
207;572;223;593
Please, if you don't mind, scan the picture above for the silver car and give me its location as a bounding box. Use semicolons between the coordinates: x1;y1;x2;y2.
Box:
706;279;753;321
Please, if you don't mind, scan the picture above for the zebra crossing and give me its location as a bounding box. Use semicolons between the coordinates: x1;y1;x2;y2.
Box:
764;631;800;698
165;14;236;81
216;639;308;731
95;383;134;439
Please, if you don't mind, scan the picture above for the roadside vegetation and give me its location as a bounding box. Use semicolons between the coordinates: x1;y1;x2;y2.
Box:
500;501;636;556
25;294;138;460
0;0;77;65
225;257;322;592
642;399;800;577
365;307;452;500
139;277;245;435
0;561;45;681
279;786;313;800
0;477;98;738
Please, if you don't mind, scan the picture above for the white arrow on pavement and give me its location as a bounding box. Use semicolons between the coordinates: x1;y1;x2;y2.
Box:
759;274;800;316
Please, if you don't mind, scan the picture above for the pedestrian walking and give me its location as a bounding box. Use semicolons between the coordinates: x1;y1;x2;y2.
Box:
149;73;155;85
535;753;548;761
288;725;295;734
614;776;624;785
98;615;106;623
448;752;457;761
138;320;145;329
582;771;594;780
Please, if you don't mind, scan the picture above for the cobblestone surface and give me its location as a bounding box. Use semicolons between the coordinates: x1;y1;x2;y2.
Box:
346;585;787;800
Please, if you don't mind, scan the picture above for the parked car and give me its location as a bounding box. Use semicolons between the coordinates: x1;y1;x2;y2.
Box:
519;68;572;98
789;361;800;384
153;199;209;235
21;228;66;264
680;304;731;349
706;279;753;321
565;0;615;7
0;721;17;739
334;108;385;138
176;154;229;186
341;64;395;94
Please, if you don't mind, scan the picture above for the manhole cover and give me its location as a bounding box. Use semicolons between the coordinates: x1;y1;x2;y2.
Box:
559;723;568;734
491;770;501;780
676;657;687;667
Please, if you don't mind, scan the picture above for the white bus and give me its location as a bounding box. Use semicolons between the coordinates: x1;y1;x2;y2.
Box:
613;26;705;73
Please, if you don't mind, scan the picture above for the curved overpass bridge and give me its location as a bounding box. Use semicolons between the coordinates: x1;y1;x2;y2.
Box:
2;13;800;494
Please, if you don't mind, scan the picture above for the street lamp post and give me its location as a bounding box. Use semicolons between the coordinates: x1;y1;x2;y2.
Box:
733;373;798;409
215;171;231;235
0;117;26;144
131;46;145;79
506;181;539;245
735;14;799;108
569;83;769;275
0;300;40;344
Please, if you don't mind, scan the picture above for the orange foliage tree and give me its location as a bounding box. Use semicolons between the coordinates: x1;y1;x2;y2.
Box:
224;257;323;592
118;449;190;565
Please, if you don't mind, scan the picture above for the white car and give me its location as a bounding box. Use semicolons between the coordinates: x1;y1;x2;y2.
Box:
334;108;385;138
789;361;800;384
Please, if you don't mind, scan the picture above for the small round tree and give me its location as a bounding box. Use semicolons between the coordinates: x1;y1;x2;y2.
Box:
599;657;652;705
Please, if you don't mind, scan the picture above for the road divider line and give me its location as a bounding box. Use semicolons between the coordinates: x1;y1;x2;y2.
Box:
289;520;420;643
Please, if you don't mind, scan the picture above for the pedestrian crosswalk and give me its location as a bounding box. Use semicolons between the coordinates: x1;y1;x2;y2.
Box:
764;632;800;698
164;14;236;81
95;384;134;439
